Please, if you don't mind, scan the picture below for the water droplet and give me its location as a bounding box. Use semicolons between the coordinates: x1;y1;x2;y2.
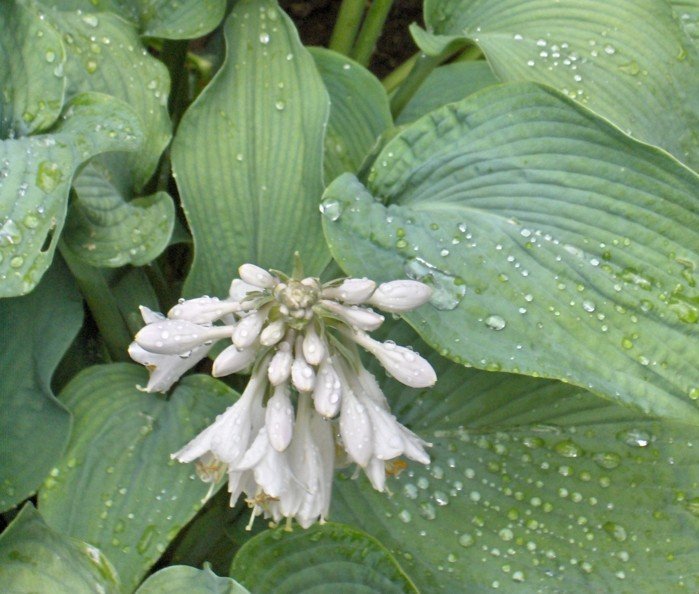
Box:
554;439;582;458
82;14;99;27
603;521;627;542
458;533;475;547
259;32;270;44
617;428;651;447
319;199;343;221
485;314;506;331
45;50;56;63
274;100;285;111
36;161;63;192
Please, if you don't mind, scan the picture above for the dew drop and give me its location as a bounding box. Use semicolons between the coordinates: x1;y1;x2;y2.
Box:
485;314;506;331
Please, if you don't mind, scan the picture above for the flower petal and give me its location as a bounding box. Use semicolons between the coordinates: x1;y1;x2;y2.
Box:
352;332;437;388
291;337;316;392
212;343;257;377
339;388;373;467
266;384;295;452
321;278;376;304
229;278;258;302
368;280;432;312
364;457;386;492
139;305;165;324
128;342;211;392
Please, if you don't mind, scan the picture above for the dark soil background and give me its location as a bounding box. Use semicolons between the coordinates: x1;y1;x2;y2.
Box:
279;0;423;78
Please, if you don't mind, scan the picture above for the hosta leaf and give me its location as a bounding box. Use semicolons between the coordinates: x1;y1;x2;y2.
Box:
0;504;120;594
322;82;699;423
0;257;82;511
172;0;331;298
673;0;699;42
332;322;699;593
39;364;237;591
417;0;699;169
136;565;249;594
0;92;143;297
61;162;174;267
0;1;66;137
396;61;498;125
230;523;418;593
40;0;226;40
33;2;172;187
310;47;392;182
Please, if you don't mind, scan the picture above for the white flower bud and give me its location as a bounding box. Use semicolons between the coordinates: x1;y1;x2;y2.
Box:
291;337;316;392
136;320;231;355
266;384;295;452
232;309;267;348
302;325;326;366
239;263;276;288
320;300;384;331
139;305;165;324
322;278;376;304
259;319;286;346
268;342;293;385
229;278;258;302
212;344;257;377
352;332;437;388
312;358;342;418
368;280;432;312
167;296;239;324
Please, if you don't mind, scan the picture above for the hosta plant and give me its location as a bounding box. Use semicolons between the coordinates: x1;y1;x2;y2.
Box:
0;0;697;592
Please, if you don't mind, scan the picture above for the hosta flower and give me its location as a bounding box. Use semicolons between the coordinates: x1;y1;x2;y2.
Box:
129;260;437;527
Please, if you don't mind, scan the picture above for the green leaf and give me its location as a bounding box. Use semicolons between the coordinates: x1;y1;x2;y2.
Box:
0;92;143;295
40;0;226;40
396;61;498;125
172;0;331;298
417;0;699;169
136;565;249;594
332;322;699;592
673;0;699;42
39;364;238;591
310;47;392;182
230;523;418;593
34;3;172;187
0;503;120;594
322;82;699;423
0;1;66;137
0;257;82;512
61;162;175;267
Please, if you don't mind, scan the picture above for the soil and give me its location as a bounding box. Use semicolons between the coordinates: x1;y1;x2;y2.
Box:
279;0;423;78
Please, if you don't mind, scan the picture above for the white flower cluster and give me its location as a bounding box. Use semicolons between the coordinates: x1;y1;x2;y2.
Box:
129;263;437;528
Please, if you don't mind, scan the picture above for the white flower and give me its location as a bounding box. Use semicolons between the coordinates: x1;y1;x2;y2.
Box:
130;259;437;527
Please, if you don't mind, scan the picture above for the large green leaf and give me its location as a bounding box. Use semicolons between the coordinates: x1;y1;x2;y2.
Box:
310;47;392;183
0;504;120;593
61;162;174;267
396;61;498;125
416;0;699;169
35;2;172;188
0;257;82;512
136;565;249;594
40;0;226;40
39;364;237;591
230;523;418;593
332;322;699;593
0;92;143;297
322;82;699;424
0;1;66;137
172;0;331;298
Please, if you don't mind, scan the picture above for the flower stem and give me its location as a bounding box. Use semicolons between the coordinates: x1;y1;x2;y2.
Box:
389;45;463;119
329;0;366;56
59;244;132;362
382;52;419;92
350;0;395;67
